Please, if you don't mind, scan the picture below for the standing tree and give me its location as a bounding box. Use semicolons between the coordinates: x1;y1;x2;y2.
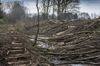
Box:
55;0;79;20
0;0;3;19
41;0;51;20
46;0;50;20
41;0;46;20
52;0;56;19
9;1;25;24
34;0;40;45
41;0;79;20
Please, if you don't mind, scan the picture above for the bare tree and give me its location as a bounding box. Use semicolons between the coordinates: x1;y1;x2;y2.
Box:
52;0;56;19
0;0;3;19
47;0;50;20
41;0;46;20
41;0;50;20
34;0;40;46
8;1;25;24
52;0;80;20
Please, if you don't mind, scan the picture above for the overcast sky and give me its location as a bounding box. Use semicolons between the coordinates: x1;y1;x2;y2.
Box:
1;0;100;16
80;0;100;16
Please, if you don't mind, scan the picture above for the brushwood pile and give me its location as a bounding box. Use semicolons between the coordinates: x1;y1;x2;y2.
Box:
0;19;100;66
26;19;100;65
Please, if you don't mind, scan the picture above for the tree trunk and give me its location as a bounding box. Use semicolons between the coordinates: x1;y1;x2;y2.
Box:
0;1;3;19
42;0;46;20
52;0;55;19
57;4;60;20
34;0;40;46
47;0;50;21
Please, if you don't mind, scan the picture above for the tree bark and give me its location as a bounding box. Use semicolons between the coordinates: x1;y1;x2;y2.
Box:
52;0;55;19
47;0;50;20
57;0;61;20
34;0;40;46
